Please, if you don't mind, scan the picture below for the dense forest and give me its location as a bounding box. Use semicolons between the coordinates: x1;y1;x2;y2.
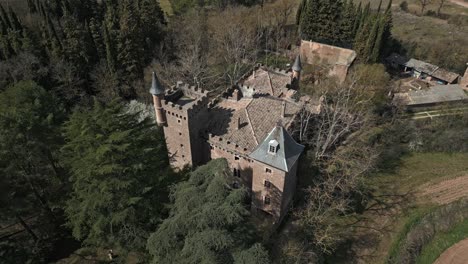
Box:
0;0;467;263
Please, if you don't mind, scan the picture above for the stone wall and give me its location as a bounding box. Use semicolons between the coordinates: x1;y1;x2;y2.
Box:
461;66;468;89
300;40;357;83
208;141;296;221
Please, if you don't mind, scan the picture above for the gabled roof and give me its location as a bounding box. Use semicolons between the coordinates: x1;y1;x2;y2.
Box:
394;84;468;106
292;55;302;72
149;71;165;95
249;126;304;172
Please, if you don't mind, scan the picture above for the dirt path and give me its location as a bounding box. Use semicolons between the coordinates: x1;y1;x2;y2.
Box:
434;239;468;264
420;175;468;205
450;0;468;8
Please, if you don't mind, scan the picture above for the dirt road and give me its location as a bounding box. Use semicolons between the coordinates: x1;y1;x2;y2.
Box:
450;0;468;8
420;175;468;205
434;239;468;264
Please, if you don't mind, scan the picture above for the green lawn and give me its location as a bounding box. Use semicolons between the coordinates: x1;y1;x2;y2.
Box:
371;152;468;194
416;219;468;264
366;152;468;264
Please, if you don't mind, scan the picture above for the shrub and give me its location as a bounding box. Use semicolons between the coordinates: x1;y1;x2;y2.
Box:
400;1;408;12
387;199;468;264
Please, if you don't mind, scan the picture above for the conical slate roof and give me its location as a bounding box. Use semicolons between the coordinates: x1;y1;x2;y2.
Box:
249;125;304;172
292;55;302;72
149;71;165;95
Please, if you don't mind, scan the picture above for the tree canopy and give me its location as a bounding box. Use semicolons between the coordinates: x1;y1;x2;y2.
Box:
62;99;170;251
297;0;393;62
147;158;269;264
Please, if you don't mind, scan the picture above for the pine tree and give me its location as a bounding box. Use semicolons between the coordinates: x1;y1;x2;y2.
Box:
62;99;169;250
147;159;268;264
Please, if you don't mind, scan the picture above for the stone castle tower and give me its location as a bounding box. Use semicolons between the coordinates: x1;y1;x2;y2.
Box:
149;74;210;168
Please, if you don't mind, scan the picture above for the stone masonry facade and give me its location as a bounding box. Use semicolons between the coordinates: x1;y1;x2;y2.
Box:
150;58;319;223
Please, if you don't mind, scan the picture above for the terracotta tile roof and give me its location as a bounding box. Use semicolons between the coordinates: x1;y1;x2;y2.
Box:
207;96;302;153
241;68;292;97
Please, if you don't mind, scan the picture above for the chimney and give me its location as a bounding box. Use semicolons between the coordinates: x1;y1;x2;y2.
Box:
281;101;286;118
232;89;241;101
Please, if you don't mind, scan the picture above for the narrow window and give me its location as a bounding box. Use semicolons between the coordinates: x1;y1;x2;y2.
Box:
264;180;271;188
264;196;271;205
265;168;272;173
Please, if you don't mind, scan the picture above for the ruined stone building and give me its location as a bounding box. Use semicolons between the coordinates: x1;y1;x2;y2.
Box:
299;40;357;83
149;57;318;222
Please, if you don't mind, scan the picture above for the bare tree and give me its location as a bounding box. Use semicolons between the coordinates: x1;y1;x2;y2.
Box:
296;141;379;253
261;0;296;52
437;0;447;16
418;0;432;15
210;7;263;85
171;10;216;89
312;82;371;160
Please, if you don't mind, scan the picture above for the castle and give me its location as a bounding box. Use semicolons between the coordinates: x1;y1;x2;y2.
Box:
149;56;319;222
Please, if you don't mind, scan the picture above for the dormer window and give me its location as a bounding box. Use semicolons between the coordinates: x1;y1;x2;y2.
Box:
268;140;279;154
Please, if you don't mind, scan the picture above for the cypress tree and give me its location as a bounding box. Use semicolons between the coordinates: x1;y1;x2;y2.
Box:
139;0;165;55
353;2;362;36
370;16;385;63
0;32;14;60
340;0;356;47
62;12;94;75
45;13;62;59
117;0;144;82
27;0;37;14
376;0;383;13
364;16;380;63
361;2;371;27
353;17;372;62
296;0;307;26
8;7;23;32
0;3;11;30
103;22;116;73
380;0;393;58
88;17;105;60
300;0;320;41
